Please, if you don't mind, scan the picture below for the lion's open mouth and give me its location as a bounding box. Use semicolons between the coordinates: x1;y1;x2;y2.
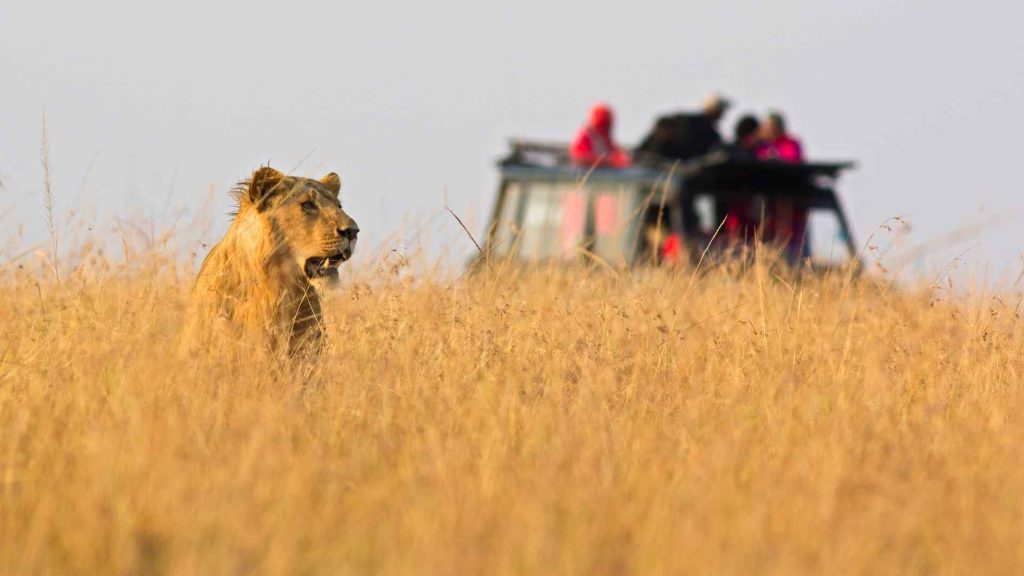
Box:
304;252;349;279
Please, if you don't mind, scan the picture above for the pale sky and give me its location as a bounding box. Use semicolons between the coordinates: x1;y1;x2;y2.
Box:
2;1;1022;280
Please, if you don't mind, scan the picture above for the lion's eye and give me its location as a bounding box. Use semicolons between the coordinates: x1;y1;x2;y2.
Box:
301;200;318;212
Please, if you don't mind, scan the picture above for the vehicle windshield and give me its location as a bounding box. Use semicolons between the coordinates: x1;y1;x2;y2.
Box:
490;178;645;266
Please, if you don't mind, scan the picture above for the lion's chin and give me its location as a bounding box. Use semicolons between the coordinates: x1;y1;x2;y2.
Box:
316;272;341;289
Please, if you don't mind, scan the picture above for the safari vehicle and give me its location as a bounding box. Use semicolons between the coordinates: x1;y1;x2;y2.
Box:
480;140;859;269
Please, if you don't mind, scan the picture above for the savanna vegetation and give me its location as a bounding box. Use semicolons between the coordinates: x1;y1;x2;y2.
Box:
3;228;1024;576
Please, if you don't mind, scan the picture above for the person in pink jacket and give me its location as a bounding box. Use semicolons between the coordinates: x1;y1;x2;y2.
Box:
569;103;631;168
756;112;804;163
756;112;808;260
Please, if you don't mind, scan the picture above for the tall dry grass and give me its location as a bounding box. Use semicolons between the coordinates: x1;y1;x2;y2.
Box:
2;238;1024;575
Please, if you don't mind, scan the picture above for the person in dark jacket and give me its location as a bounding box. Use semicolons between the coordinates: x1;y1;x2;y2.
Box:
636;93;730;162
719;114;761;241
720;114;761;158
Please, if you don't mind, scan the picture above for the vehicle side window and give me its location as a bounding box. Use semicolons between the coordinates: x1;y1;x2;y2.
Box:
491;183;523;256
559;189;587;260
518;182;566;261
692;194;716;235
591;184;640;266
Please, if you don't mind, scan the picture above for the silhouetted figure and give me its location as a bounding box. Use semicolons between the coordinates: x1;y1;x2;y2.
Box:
569;103;630;168
726;114;761;157
636;93;730;162
720;115;762;241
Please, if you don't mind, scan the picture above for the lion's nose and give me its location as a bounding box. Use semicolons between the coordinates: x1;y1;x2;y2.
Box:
338;225;359;241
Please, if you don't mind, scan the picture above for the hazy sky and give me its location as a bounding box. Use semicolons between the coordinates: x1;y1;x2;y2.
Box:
2;1;1022;279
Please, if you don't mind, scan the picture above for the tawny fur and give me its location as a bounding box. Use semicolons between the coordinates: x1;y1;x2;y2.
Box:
183;167;357;357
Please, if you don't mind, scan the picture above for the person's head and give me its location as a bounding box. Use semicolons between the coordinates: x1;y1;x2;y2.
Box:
763;112;787;140
701;92;731;123
589;102;614;135
733;115;760;143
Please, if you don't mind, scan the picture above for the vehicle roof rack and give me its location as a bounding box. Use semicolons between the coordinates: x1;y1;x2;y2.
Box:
500;139;573;167
500;139;855;187
686;153;856;188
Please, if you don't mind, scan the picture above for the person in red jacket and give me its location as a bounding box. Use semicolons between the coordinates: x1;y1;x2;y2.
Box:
569;103;631;168
756;112;804;163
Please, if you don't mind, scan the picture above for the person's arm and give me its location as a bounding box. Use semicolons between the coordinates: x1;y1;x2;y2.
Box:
609;147;631;168
777;138;803;163
710;125;724;146
636;118;670;153
569;131;597;164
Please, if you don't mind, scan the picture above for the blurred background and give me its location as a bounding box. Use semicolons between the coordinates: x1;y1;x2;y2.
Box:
2;0;1022;280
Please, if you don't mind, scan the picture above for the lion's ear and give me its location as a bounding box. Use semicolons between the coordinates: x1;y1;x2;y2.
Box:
320;172;342;196
249;166;285;206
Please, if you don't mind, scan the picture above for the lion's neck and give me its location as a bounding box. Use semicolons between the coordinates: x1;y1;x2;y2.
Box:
223;210;304;284
205;209;319;334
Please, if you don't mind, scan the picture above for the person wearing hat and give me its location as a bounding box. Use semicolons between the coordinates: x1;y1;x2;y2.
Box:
636;93;731;162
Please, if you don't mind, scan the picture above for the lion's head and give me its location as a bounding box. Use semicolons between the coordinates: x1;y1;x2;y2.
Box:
238;166;359;282
185;166;360;357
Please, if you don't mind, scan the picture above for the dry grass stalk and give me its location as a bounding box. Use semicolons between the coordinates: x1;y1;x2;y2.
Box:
40;109;58;282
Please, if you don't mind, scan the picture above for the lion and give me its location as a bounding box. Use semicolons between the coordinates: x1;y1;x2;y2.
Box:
183;166;359;357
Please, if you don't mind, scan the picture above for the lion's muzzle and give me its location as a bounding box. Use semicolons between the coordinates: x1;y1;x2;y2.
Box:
304;225;358;279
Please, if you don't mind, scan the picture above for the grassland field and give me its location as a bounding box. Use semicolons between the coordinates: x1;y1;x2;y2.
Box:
2;238;1024;575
